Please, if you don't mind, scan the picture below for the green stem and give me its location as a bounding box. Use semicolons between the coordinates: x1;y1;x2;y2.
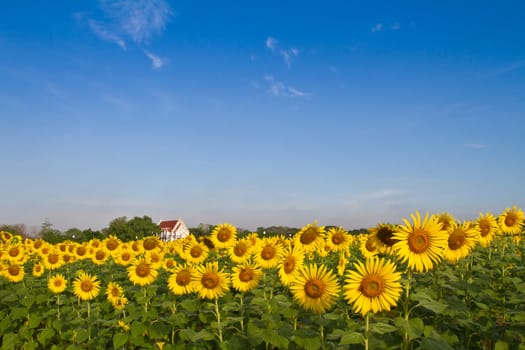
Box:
365;313;369;350
319;314;326;350
215;298;223;343
403;269;412;350
239;294;245;332
87;301;91;342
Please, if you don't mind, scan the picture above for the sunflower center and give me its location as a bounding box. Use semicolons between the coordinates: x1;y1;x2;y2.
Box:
34;241;43;249
300;228;318;244
505;213;518;227
110;287;121;297
201;273;220;289
304;279;325;299
217;229;232;242
377;227;397;246
365;237;377;252
121;253;131;261
408;229;430;254
165;260;175;269
81;280;93;292
95;251;106;260
143;238;158;251
448;231;466;250
8;247;20;257
331;233;344;245
176;270;191;286
360;275;384;298
239;268;254;282
190;246;203;258
283;257;296;273
136;263;151;277
234;243;248;257
48;253;60;264
54;279;63;287
106;240;119;250
8;265;20;276
479;220;491;237
261;245;276;260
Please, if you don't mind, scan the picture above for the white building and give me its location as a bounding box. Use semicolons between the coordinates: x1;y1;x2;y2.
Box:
158;218;190;241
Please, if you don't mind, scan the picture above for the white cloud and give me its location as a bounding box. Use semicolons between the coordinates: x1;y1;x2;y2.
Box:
392;22;401;30
264;75;308;97
265;36;278;50
329;65;338;73
464;143;487;149
371;23;383;32
101;0;173;44
88;19;126;49
144;51;167;69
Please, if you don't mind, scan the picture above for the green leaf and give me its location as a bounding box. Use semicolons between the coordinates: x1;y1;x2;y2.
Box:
150;321;172;339
417;297;447;314
37;328;56;347
494;341;509;350
394;317;424;341
339;331;364;345
28;314;42;329
1;333;19;350
371;322;398;334
420;337;454;350
180;298;200;312
113;333;129;349
22;340;38;350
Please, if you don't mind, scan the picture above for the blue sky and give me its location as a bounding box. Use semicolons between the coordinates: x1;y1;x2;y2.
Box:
1;1;524;232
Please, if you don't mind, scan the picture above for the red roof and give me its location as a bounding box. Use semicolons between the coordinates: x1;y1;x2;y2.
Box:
159;220;179;231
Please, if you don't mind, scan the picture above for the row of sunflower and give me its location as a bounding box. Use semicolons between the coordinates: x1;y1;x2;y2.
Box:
0;206;524;349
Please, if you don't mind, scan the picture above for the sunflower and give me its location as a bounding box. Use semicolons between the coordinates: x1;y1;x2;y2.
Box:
278;246;305;286
294;221;326;253
162;257;178;272
142;236;163;253
127;258;159;286
48;274;68;294
392;211;447;272
117;320;130;332
435;212;456;232
32;262;45;277
228;238;253;264
253;237;285;269
192;262;230;300
369;223;398;255
168;264;196;296
91;248;110;265
111;296;128;310
115;248;135;266
337;253;347;276
498;206;524;235
360;234;380;259
0;231;13;241
443;221;480;263
74;244;90;260
231;262;263;292
3;262;25;283
104;235;121;255
325;227;352;253
5;243;26;263
210;223;238;249
40;248;65;270
477;212;499;247
72;272;101;301
343;257;402;316
145;250;164;269
106;282;125;304
182;241;209;265
289;263;340;313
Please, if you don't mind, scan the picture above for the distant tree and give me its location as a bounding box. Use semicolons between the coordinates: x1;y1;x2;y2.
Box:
39;218;64;243
0;224;27;237
107;216;160;242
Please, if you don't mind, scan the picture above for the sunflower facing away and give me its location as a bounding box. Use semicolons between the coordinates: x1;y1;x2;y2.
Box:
392;211;447;272
289;263;340;314
369;223;398;255
231;262;263;292
127;258;159;286
48;274;68;294
192;262;230;300
498;206;524;235
443;221;480;263
168;264;196;296
343;257;402;316
477;212;499;247
73;272;101;301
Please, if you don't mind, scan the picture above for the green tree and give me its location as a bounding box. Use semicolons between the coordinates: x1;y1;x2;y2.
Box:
107;216;160;242
39;218;64;243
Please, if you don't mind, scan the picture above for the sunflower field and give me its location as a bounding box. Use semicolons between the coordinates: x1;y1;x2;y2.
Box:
1;206;525;350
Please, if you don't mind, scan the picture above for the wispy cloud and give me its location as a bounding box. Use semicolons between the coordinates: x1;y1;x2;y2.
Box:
101;0;173;44
328;65;338;73
264;75;308;97
484;59;525;78
102;95;129;110
84;0;172;68
392;22;401;30
371;23;383;32
144;51;167;69
88;19;126;50
265;36;299;67
464;143;487;149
